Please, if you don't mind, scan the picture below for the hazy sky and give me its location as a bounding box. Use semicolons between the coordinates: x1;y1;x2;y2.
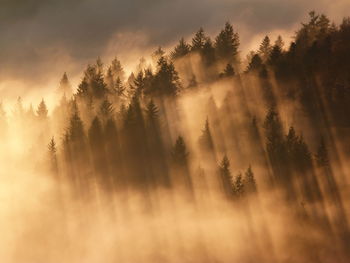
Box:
1;0;350;101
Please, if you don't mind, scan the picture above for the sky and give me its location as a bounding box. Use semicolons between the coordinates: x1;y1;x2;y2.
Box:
0;0;350;103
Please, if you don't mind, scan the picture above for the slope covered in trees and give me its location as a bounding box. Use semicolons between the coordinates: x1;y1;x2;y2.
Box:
1;12;350;263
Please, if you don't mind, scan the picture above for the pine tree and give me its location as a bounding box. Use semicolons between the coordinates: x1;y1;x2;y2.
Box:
199;118;214;152
219;155;234;198
191;28;206;52
48;137;58;175
171;38;190;60
146;99;159;122
99;99;114;119
152;46;165;66
220;63;235;78
58;72;72;97
96;57;104;75
68;111;85;142
258;36;273;61
247;54;263;72
202;38;216;66
275;35;284;50
315;138;329;167
244;165;257;193
233;172;244;198
171;136;189;167
37;99;48;120
150;57;181;97
110;57;125;82
215;22;240;64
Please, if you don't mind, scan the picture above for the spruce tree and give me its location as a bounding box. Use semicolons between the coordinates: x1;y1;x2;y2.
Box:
171;136;189;167
191;28;206;52
171;38;190;60
258;36;273;61
199;118;214;152
219;155;234;198
58;72;72;97
244;165;257;194
37;99;48;120
48;137;58;175
215;22;240;64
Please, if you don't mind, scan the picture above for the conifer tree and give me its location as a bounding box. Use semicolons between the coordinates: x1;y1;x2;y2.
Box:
110;57;125;82
233;172;244;198
215;22;240;64
202;38;216;66
244;165;257;193
258;36;273;61
146;99;159;123
199;118;214;152
48;137;58;175
171;136;189;167
171;38;190;60
99;99;114;119
37;99;48;120
219;155;234;198
191;28;207;52
58;72;73;97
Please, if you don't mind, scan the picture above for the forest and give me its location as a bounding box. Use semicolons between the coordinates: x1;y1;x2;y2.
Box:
0;11;350;262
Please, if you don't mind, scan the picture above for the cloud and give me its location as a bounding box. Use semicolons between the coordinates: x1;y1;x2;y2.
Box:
0;0;349;97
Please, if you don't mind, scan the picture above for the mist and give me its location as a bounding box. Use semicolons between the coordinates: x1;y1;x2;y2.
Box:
1;7;350;263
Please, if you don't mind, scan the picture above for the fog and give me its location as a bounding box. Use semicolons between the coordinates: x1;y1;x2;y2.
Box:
1;9;350;263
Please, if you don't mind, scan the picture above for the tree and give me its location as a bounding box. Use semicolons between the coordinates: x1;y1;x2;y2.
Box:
215;22;240;64
198;118;214;152
110;57;125;82
130;71;145;97
148;57;181;97
152;46;165;66
246;54;263;72
99;99;114;119
171;136;189;167
191;28;206;52
171;38;190;60
219;155;234;198
315;138;329;167
146;99;159;122
244;165;257;194
48;137;58;175
275;35;284;50
220;63;235;78
233;172;244;198
37;99;48;120
58;72;72;97
202;38;216;66
77;64;108;99
68;111;85;142
88;116;108;188
258;36;272;61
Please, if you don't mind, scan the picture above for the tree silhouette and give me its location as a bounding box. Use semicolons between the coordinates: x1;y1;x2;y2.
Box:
191;28;207;52
172;136;189;167
58;72;72;97
37;99;48;120
171;38;190;60
244;166;257;194
48;137;58;175
258;36;272;62
215;22;240;65
199;118;214;152
219;155;234;199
